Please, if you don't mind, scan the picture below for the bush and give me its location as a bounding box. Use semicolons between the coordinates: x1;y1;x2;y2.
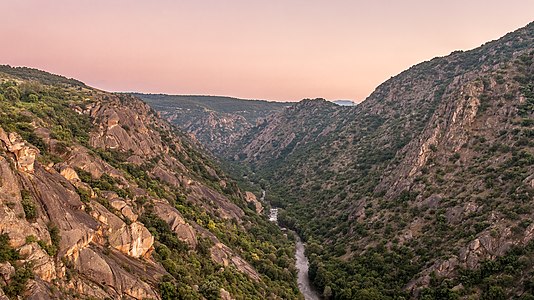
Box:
21;190;38;221
2;264;33;298
0;233;20;263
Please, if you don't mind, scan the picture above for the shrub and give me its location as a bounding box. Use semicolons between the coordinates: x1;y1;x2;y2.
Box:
21;190;38;221
2;264;33;298
0;233;20;263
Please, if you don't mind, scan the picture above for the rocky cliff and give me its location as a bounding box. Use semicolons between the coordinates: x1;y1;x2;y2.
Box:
0;67;300;299
135;94;289;155
191;22;534;299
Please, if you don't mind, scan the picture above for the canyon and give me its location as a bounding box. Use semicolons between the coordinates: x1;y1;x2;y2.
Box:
0;21;532;300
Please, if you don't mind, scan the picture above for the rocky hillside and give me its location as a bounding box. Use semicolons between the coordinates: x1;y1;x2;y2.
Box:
223;22;534;299
0;66;300;299
135;94;289;155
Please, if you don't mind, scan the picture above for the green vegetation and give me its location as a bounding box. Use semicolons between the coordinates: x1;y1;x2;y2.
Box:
136;94;289;123
136;94;290;154
0;233;32;299
20;190;37;221
422;241;534;299
0;72;93;161
219;23;534;299
2;264;33;299
0;234;20;263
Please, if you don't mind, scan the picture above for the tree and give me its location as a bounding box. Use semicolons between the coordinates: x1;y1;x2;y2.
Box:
4;86;20;101
323;285;333;299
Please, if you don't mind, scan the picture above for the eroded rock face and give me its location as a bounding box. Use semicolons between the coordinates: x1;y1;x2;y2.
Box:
26;279;57;300
58;166;80;182
19;243;57;282
0;78;269;299
220;288;235;300
88;97;167;158
0;263;15;285
0;129;39;173
90;202;154;258
0;288;7;300
0;129;164;299
408;223;534;293
74;246;164;299
188;183;244;220
244;191;263;214
210;242;260;281
108;222;154;258
153;202;197;248
30;165;98;259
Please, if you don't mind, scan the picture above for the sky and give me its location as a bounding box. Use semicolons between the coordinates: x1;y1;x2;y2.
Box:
1;1;533;102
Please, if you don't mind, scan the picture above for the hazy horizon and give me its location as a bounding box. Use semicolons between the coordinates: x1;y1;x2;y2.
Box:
1;1;533;102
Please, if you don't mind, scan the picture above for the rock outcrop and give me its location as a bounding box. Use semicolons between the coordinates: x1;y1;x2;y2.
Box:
0;66;291;299
244;191;263;214
0;129;39;173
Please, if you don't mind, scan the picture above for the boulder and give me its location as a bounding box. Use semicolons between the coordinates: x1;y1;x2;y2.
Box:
0;262;15;284
153;202;197;248
121;206;138;222
19;243;57;282
244;191;263;214
91;203;153;258
58;166;80;182
210;242;260;281
108;222;154;258
0;129;39;173
220;288;234;300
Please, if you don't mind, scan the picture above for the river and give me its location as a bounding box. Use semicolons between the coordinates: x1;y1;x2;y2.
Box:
295;236;321;300
265;190;321;300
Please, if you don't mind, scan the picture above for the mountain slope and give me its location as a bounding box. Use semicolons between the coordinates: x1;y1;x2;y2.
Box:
223;22;534;299
135;94;290;154
0;66;300;299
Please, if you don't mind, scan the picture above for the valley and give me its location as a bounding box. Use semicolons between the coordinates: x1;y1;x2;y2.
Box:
264;189;320;300
146;22;534;299
0;20;532;300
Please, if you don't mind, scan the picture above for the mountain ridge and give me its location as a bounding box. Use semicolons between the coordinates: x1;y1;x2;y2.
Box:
0;66;301;299
144;21;534;299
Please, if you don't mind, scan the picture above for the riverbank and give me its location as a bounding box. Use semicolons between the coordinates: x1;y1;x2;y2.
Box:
295;236;321;300
264;189;321;300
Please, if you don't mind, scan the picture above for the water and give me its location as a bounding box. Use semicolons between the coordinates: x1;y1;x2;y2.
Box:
295;236;321;300
269;208;278;222
264;189;321;300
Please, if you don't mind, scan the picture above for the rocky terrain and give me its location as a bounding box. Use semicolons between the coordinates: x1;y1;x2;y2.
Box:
0;66;300;299
1;21;532;300
135;94;290;155
144;23;534;299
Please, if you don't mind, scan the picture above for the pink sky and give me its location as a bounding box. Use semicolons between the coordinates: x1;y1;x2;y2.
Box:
1;1;533;101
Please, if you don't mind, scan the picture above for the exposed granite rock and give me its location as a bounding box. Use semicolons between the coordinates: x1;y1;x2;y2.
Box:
121;206;138;222
108;222;153;258
29;165;98;259
58;166;80;182
73;247;161;299
0;262;15;285
153;202;197;248
244;191;264;214
220;288;235;300
19;243;57;282
0;129;39;173
90;202;153;258
26;279;57;300
0;289;7;300
188;183;244;220
88;97;166;158
210;242;260;281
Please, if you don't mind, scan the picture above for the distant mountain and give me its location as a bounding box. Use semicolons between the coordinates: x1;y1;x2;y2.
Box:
134;94;290;154
332;100;356;106
216;22;533;298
